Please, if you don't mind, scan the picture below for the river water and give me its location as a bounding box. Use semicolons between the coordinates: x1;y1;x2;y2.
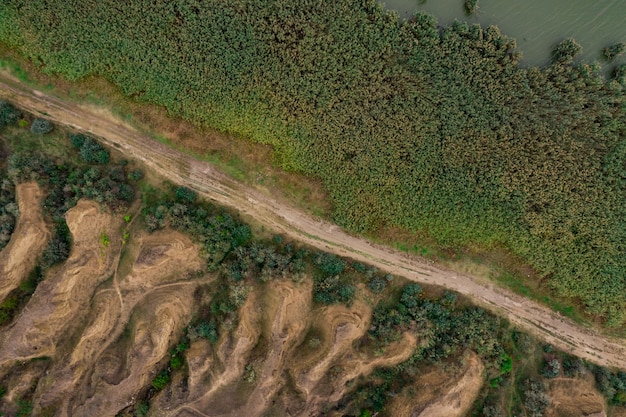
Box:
384;0;626;71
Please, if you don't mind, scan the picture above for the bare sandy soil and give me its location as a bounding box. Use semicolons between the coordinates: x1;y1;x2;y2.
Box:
0;182;49;303
387;352;484;417
546;376;606;417
0;77;624;370
0;200;118;370
153;280;421;417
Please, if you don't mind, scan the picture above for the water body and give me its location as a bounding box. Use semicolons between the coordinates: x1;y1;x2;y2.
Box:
384;0;626;70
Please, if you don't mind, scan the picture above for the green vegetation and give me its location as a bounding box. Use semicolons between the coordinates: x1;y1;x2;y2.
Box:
150;370;170;390
1;105;624;416
604;42;626;61
0;172;17;251
465;0;479;15
0;0;624;325
29;118;53;135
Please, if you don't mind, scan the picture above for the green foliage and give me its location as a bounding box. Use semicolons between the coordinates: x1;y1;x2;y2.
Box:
70;134;110;164
551;38;582;63
500;354;513;374
151;370;170;390
367;276;387;293
135;402;149;417
562;356;585;377
604;42;626;61
175;186;197;203
315;252;346;276
127;169;143;182
30;118;53;134
41;221;71;268
142;189;251;269
313;274;355;305
197;321;219;343
0;175;17;250
7;147;134;218
523;379;551;417
541;358;561;378
465;0;478;15
169;354;183;370
0;295;19;325
1;1;626;324
0;100;21;127
591;365;626;405
16;399;33;417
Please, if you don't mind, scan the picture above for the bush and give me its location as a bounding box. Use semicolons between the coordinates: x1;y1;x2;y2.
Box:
552;38;582;63
175;186;197;203
69;133;87;148
563;356;585;377
542;358;561;378
603;42;626;61
523;379;551;417
151;370;170;390
30;118;54;134
41;221;71;268
197;321;219;343
0;100;21;127
465;0;478;14
79;137;109;164
313;274;355;305
127;169;143;182
315;252;346;276
367;276;387;293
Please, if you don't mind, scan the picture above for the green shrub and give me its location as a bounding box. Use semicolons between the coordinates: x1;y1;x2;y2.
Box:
79;137;109;164
523;379;550;417
127;169;143;182
500;354;513;374
175;186;197;203
542;358;561;378
465;0;478;14
603;42;626;61
0;100;21;126
315;252;346;276
552;38;582;63
30;118;53;134
367;276;387;293
41;221;71;268
151;370;170;390
170;355;184;369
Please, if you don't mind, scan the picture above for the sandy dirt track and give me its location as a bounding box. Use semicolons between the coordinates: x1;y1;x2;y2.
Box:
1;77;625;369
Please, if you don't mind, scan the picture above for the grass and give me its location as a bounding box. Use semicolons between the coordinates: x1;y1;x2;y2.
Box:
2;124;74;160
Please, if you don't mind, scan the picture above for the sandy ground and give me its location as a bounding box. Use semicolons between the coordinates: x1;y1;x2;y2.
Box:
387;352;484;417
1;77;625;370
0;182;49;303
0;199;118;370
546;376;606;417
73;284;196;417
32;227;204;416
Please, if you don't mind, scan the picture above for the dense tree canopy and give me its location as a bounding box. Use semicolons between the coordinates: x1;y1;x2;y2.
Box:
0;0;624;323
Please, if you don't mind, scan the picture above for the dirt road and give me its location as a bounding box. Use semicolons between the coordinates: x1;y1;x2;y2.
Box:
1;76;625;369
